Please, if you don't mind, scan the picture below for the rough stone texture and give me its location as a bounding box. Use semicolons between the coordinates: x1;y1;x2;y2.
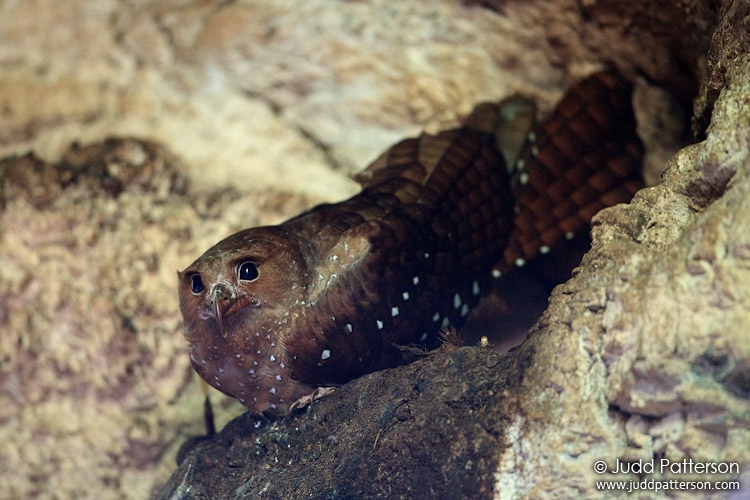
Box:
0;139;313;499
159;344;524;499
1;0;747;499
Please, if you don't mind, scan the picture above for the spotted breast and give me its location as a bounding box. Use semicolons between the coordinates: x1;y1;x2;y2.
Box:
177;71;643;415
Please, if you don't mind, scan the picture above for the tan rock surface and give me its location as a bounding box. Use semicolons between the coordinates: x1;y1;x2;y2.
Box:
1;0;745;498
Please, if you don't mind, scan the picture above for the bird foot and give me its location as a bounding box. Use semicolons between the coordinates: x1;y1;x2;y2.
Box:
289;387;337;412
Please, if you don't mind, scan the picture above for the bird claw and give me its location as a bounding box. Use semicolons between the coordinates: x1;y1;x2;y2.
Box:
289;387;337;412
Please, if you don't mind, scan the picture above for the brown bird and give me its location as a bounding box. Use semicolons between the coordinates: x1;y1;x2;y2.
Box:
178;71;643;416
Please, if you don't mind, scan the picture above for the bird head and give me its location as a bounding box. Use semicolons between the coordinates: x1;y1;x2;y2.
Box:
178;226;311;341
177;226;315;414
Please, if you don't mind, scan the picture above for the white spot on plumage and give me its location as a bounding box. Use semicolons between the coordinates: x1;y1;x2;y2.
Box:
472;280;480;296
441;317;450;329
391;306;399;317
270;354;277;362
516;159;525;170
531;145;540;156
275;374;282;381
492;269;502;279
269;387;277;394
528;131;536;142
540;245;550;254
412;276;420;285
565;231;575;240
454;293;462;309
519;172;529;185
346;323;353;333
424;252;430;259
402;291;410;301
515;258;526;267
432;312;440;322
420;332;428;342
377;319;384;330
321;349;331;360
280;362;286;369
461;303;469;317
248;368;255;375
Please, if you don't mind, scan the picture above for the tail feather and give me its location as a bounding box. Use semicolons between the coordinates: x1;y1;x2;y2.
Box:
497;71;644;273
355;70;643;288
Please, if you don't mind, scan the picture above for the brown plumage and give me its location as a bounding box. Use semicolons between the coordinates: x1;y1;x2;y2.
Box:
177;71;643;415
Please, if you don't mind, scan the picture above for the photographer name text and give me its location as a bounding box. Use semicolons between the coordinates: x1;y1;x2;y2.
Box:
595;458;739;475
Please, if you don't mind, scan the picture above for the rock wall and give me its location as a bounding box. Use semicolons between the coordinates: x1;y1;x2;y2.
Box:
2;0;747;498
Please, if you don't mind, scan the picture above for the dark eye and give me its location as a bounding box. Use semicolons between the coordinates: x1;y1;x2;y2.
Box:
238;261;260;282
190;274;205;294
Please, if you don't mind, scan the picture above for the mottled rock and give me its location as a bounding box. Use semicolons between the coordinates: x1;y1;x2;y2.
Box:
0;138;313;498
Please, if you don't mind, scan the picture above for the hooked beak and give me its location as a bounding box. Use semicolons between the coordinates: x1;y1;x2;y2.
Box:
210;281;235;336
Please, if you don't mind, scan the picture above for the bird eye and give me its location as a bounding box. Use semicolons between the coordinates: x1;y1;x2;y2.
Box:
238;261;260;282
190;274;205;294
